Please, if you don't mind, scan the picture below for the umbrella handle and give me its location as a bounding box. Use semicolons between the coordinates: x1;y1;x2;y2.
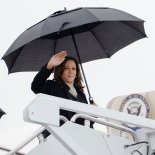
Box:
89;98;95;105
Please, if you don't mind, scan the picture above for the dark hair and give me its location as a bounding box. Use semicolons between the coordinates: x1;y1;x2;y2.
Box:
54;56;84;91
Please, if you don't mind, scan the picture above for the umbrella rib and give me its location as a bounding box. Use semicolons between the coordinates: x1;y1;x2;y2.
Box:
120;21;147;37
8;46;24;73
90;29;110;58
85;8;111;57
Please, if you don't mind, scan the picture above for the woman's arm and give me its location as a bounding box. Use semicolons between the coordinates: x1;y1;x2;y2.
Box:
31;50;67;94
31;66;53;94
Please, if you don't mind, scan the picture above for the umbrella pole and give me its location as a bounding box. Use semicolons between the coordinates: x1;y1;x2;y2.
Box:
71;34;94;104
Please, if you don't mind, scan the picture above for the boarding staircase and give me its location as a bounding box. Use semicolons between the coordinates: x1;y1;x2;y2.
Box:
5;93;155;155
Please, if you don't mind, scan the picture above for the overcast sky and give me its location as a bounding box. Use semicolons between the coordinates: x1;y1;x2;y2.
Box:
0;0;155;154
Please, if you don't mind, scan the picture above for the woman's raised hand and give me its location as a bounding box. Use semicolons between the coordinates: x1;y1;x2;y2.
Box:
47;51;67;70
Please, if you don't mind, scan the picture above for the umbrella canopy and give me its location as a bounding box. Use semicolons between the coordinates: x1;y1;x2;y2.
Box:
2;7;146;73
0;108;6;119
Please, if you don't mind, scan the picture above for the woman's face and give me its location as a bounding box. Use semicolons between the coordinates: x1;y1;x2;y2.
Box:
61;60;77;85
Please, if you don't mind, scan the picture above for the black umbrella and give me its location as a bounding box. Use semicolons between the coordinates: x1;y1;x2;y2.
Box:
0;108;6;119
2;7;147;102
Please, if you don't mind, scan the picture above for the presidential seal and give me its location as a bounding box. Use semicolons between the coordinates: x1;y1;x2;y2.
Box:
119;94;150;130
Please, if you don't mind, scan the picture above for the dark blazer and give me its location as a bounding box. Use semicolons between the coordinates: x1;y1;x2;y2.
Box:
31;66;89;125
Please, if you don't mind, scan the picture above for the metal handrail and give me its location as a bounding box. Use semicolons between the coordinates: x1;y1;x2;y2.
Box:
60;115;68;123
0;146;24;155
6;127;45;155
71;114;137;141
6;116;68;155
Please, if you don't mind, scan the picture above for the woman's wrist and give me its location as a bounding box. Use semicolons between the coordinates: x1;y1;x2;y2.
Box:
46;63;54;70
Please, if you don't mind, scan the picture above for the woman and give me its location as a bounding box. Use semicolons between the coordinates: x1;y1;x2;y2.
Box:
31;51;93;138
